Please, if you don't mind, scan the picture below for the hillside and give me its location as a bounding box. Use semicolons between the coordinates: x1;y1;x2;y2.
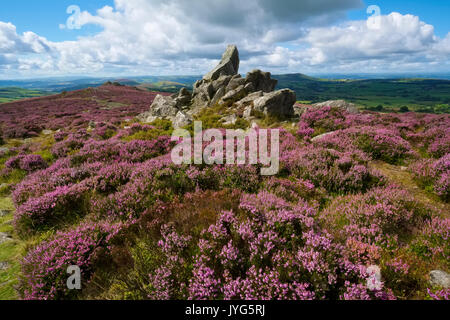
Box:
0;88;54;104
0;85;169;139
274;74;450;113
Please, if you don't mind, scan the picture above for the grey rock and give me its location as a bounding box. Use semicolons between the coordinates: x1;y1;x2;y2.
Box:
0;261;9;271
312;100;359;114
293;104;308;117
174;88;192;108
236;91;264;106
0;232;12;245
42;130;53;135
429;270;450;288
173;111;193;129
244;82;255;93
88;121;96;129
243;106;253;119
149;94;179;118
226;76;246;92
220;85;246;104
203;45;240;81
245;69;278;93
0;147;9;154
191;91;211;110
211;87;226;106
253;89;296;117
212;75;232;92
0;183;9;190
0;209;12;217
221;114;238;126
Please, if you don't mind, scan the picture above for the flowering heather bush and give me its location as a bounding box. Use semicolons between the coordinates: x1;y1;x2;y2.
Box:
411;154;450;202
145;192;394;300
5;154;47;172
315;126;416;164
410;217;449;264
320;185;448;298
19;154;48;172
70;136;172;165
19;222;122;300
322;185;432;257
14;183;91;234
281;146;384;194
297;106;349;137
262;177;324;203
51;129;91;158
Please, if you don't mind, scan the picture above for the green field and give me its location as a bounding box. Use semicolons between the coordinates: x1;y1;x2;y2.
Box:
275;74;450;113
0;88;54;104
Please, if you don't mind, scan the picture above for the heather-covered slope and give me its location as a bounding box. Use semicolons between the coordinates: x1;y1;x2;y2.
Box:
0;86;449;300
0;84;170;140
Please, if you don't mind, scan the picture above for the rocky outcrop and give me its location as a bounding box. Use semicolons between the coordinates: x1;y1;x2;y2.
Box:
312;100;359;114
139;45;297;128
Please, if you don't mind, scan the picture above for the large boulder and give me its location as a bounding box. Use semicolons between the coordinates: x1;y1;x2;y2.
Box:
253;89;296;117
203;45;240;81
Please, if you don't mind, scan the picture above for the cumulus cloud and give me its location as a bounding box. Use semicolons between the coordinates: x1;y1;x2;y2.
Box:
1;0;450;78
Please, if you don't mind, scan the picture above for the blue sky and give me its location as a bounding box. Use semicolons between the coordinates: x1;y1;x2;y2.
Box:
348;0;450;37
0;0;449;79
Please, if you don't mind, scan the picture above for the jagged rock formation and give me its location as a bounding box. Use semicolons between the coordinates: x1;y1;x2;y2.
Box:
139;45;297;128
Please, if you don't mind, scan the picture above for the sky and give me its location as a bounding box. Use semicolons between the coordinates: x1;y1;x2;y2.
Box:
0;0;449;79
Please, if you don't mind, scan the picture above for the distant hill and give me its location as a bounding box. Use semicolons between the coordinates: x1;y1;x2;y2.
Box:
273;74;450;113
0;87;54;103
2;74;449;113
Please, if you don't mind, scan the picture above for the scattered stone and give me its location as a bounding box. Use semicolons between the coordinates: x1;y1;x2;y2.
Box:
312;100;359;114
366;265;383;291
0;232;12;245
87;121;97;130
0;209;12;217
42;130;53;135
0;261;9;271
429;270;450;288
0;147;9;154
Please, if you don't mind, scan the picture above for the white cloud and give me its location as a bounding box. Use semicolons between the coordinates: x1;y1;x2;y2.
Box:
1;0;450;78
